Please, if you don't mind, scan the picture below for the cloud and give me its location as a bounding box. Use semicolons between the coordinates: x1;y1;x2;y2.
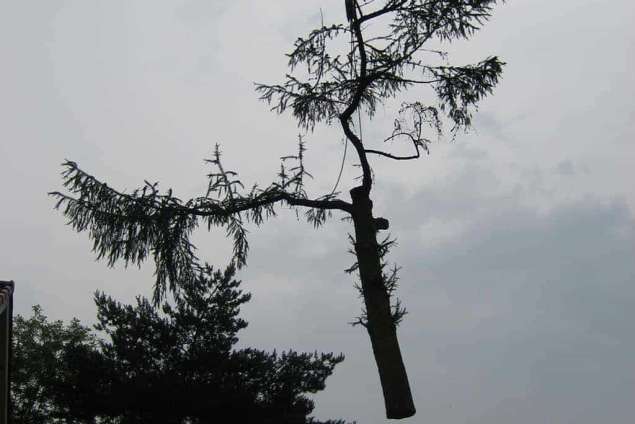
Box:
2;1;634;423
311;169;635;423
203;156;635;424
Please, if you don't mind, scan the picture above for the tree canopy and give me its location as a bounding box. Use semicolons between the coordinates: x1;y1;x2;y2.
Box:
11;305;97;423
11;265;349;424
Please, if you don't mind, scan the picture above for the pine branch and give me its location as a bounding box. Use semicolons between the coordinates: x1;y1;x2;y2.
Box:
51;157;352;303
259;0;504;194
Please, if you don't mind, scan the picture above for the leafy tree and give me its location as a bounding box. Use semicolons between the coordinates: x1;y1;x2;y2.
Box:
11;265;349;424
51;0;505;418
10;306;98;423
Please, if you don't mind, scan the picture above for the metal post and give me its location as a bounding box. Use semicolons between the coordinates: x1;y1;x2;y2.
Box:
0;281;14;424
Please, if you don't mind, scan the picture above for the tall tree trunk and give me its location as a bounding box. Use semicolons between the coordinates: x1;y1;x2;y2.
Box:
350;187;415;419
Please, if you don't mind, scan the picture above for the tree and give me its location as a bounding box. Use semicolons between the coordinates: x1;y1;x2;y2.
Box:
10;305;98;423
51;0;505;418
12;265;348;424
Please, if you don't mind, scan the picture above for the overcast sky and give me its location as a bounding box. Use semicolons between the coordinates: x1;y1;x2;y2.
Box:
1;1;634;423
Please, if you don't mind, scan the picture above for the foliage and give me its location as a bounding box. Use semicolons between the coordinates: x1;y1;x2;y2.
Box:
258;0;504;133
10;306;98;424
11;265;349;424
50;1;505;418
50;0;504;313
51;140;350;304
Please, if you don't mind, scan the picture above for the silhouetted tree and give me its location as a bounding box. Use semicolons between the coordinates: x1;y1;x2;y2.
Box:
10;306;98;423
11;266;349;424
51;0;505;418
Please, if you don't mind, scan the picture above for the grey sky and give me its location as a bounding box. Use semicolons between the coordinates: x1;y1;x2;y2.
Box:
1;1;634;423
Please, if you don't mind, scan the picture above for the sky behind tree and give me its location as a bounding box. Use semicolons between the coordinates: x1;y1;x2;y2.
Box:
1;1;634;423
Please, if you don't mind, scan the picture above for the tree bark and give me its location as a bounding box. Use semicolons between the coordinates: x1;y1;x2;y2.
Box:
349;187;415;419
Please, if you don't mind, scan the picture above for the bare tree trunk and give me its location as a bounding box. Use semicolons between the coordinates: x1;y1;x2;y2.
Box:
350;187;415;419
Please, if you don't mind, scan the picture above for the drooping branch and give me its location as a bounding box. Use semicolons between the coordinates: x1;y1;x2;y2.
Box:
51;141;353;303
429;56;504;129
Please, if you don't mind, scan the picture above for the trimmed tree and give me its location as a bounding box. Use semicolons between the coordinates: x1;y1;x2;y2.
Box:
51;0;505;418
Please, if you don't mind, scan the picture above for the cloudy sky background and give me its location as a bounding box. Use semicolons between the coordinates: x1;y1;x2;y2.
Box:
1;0;634;423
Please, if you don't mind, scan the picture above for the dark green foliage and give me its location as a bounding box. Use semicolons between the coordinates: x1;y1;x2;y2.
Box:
11;266;348;424
10;306;98;423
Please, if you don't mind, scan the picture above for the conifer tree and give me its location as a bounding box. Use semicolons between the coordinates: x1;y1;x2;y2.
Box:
51;0;505;418
12;266;348;424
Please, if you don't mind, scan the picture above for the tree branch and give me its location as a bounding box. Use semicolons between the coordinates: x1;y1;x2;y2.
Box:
364;149;420;161
358;0;408;24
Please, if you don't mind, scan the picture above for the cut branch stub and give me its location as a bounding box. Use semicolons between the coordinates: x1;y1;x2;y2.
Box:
374;217;389;231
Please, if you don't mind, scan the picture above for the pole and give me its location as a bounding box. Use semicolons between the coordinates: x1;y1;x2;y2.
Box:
0;281;14;424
